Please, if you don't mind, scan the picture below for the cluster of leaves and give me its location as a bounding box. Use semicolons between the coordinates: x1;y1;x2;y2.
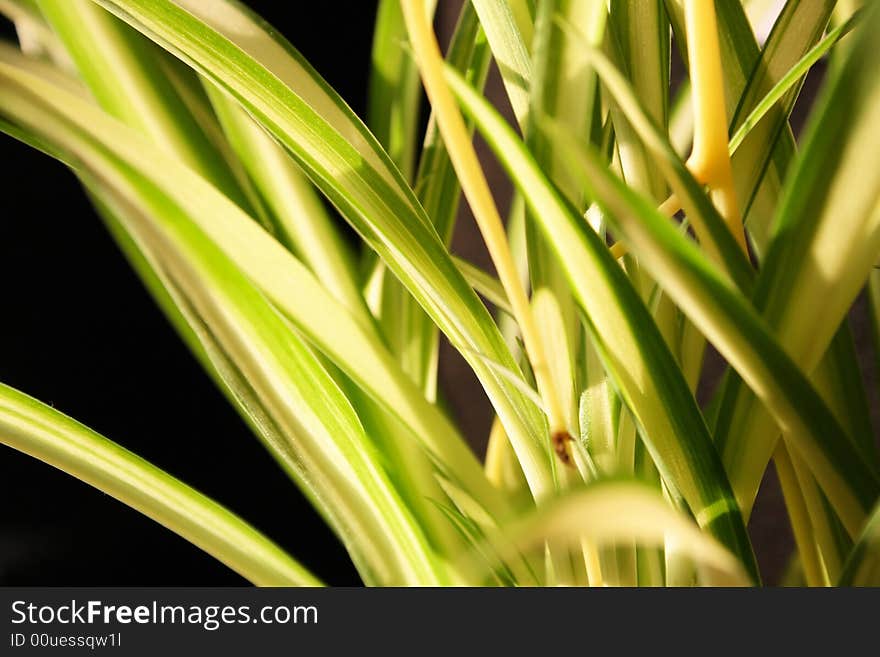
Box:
0;0;879;586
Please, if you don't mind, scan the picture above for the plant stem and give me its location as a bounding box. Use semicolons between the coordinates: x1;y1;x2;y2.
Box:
401;0;570;448
609;194;681;259
683;0;748;253
581;538;604;587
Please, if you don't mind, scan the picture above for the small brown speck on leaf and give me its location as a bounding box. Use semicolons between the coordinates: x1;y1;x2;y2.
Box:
552;431;573;466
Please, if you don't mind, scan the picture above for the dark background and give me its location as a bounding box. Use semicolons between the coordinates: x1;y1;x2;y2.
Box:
0;2;862;586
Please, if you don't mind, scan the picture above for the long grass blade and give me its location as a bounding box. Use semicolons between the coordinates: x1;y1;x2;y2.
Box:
0;62;455;584
375;1;491;401
839;497;880;586
470;0;533;128
368;0;436;181
37;0;250;209
0;382;320;586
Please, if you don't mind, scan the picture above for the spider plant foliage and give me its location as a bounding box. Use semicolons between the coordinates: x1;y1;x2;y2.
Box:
1;0;880;588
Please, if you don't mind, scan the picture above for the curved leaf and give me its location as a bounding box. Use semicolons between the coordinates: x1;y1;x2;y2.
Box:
94;0;555;500
840;497;880;586
0;62;452;585
485;480;750;586
0;382;319;586
471;0;533;128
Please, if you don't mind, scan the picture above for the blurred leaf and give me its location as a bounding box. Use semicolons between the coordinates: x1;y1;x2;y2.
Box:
377;2;491;401
38;0;251;208
728;0;835;253
206;86;371;326
368;0;436;181
485;480;751;586
0;61;459;584
840;496;880;586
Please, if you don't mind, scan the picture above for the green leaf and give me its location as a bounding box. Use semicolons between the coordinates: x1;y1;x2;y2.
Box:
728;0;835;253
840;496;880;585
0;0;71;64
715;4;880;517
0;382;320;586
0;37;516;547
525;0;607;435
813;325;877;469
0;61;452;585
447;66;759;580
375;1;491;401
545;116;880;541
603;4;873;559
727;10;863;156
205;85;372;328
471;0;534;128
37;0;250;209
415;2;492;246
367;0;436;182
0;38;508;542
608;0;668;201
92;0;556;500
455;256;513;317
599;14;677;583
575;37;753;292
531;0;605;206
664;0;801;255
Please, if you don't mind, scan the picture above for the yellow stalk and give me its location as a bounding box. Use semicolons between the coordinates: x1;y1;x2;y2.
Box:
683;0;748;254
608;2;753;262
609;242;627;259
484;416;509;488
401;1;570;449
581;538;605;587
609;193;681;260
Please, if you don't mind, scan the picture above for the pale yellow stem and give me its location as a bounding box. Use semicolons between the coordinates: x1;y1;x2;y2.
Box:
683;0;748;254
608;193;681;260
608;4;749;261
603;2;826;590
608;1;751;263
581;538;605;587
484;416;508;488
402;1;569;445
